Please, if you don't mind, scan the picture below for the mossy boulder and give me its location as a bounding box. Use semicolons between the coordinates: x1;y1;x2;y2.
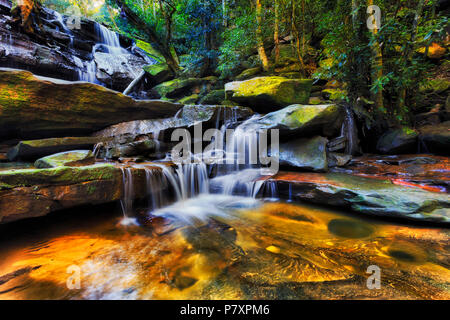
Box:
270;172;450;223
225;76;313;113
279;136;329;172
7;137;106;161
34;150;95;168
419;121;450;156
143;63;173;85
151;77;218;99
235;67;262;81
199;90;226;105
419;79;450;94
178;94;200;104
0;68;183;140
322;89;348;101
256;104;343;138
0;164;161;224
376;127;419;154
135;40;165;63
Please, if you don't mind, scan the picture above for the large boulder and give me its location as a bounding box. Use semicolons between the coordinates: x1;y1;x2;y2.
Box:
279;136;329;172
252;104;343;138
34;150;95;168
95;105;254;143
376;127;419;154
225;77;313;113
269;172;450;223
419;121;450;156
0;164;163;224
7;137;104;161
94;52;150;91
0;69;183;139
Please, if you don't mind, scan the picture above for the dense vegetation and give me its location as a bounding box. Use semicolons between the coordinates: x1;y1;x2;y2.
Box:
18;0;449;132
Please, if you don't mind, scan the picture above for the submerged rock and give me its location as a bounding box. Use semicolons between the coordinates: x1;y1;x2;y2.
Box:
279;136;329;172
270;172;450;223
7;137;103;161
34;150;95;168
225;76;313;113
376;127;419;154
0;69;183;139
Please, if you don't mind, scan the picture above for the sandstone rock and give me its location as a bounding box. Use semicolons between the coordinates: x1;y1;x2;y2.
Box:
269;172;450;223
376;127;419;154
225;77;313;113
7;137;104;161
279;136;329;172
94;52;150;91
0;69;183;139
0;164;162;224
255;104;343;138
34;150;95;168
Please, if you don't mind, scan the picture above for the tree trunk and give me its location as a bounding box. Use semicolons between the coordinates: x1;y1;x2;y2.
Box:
368;0;384;111
115;0;179;73
274;0;280;63
398;0;425;110
256;0;270;71
291;0;306;76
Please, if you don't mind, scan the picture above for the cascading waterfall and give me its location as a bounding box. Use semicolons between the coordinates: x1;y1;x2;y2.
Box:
95;23;128;55
119;167;138;226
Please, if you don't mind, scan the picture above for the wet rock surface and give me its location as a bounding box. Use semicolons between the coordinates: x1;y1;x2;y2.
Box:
0;3;155;90
0;163;163;224
268;172;450;223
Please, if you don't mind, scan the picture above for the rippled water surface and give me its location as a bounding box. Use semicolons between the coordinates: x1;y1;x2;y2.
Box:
0;197;449;300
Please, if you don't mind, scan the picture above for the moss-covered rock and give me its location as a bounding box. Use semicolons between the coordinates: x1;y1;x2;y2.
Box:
143;63;173;85
0;68;183;139
34;150;95;168
199;90;226;105
151;77;218;99
279;136;329;172
7;137;105;161
376;127;419;155
225;76;313;113
135;40;165;63
0;164;162;224
178;94;200;105
322;88;348;101
419;79;450;94
270;172;450;223
256;104;343;138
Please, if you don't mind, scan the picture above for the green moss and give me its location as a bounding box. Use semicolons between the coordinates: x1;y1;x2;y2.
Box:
0;164;119;188
136;40;165;62
420;79;450;94
322;89;347;101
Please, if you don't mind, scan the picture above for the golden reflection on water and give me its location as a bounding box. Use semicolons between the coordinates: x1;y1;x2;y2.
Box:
0;201;449;300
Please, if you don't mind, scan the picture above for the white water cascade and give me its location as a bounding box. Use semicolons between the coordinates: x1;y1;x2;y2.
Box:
95;24;128;55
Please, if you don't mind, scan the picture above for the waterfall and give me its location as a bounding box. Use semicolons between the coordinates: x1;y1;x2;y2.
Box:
95;23;127;55
342;104;360;155
119;167;138;226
